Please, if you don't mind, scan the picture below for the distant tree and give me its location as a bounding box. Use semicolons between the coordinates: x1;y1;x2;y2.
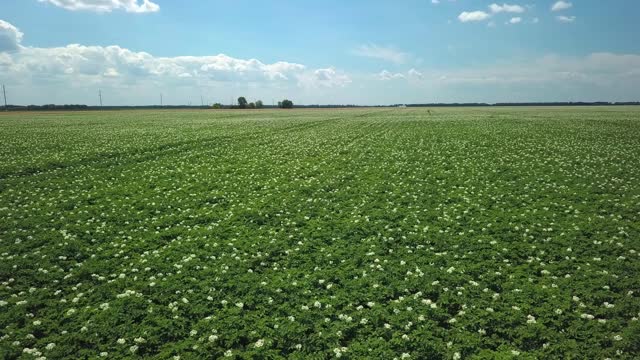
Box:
237;97;248;109
255;100;263;108
280;99;293;109
212;103;222;109
277;101;282;108
248;102;256;109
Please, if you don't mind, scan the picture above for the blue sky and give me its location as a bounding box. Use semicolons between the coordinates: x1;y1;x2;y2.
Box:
1;0;640;105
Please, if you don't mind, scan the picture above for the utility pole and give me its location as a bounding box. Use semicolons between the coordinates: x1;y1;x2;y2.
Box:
2;85;7;111
160;93;163;107
201;95;204;107
98;89;103;108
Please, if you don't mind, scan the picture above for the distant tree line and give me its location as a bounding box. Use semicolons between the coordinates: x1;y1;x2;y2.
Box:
400;102;640;107
216;97;294;109
227;97;266;109
2;101;639;111
2;104;215;111
278;100;293;109
3;104;90;111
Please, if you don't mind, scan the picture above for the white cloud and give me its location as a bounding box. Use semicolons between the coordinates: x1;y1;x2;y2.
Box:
374;69;424;81
305;67;352;87
408;68;423;79
2;19;639;105
359;53;640;104
458;11;491;22
509;17;522;24
551;1;572;12
38;0;160;13
431;0;458;4
489;3;525;14
376;70;405;81
7;45;310;84
460;4;525;25
556;15;576;23
0;20;23;52
0;18;353;105
352;44;409;64
428;53;640;87
532;17;540;24
103;67;120;77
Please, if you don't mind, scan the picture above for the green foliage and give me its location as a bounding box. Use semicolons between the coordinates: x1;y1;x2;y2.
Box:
237;97;248;109
255;100;263;109
279;99;293;109
0;107;639;358
212;103;222;109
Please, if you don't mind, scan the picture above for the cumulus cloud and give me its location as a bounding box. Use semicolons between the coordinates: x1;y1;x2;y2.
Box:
376;70;405;81
38;0;160;13
556;15;576;23
508;17;522;24
7;44;310;84
460;4;525;24
551;1;572;12
0;20;23;52
292;67;351;90
458;11;491;22
0;18;353;106
2;18;638;105
304;67;351;87
489;3;525;14
352;44;409;64
408;68;423;79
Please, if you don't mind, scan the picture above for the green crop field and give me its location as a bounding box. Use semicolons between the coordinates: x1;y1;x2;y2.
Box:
1;107;639;359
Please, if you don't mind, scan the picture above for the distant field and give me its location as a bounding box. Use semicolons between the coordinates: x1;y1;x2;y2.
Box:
1;107;639;359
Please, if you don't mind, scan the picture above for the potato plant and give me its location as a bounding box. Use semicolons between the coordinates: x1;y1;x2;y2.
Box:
1;107;639;359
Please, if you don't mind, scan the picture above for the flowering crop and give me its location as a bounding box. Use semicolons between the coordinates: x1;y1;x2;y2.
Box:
1;107;639;359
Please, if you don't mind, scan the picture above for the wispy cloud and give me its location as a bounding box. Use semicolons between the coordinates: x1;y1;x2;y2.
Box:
374;69;424;81
430;53;640;88
37;0;160;13
556;15;576;23
352;44;409;64
376;70;405;81
489;3;525;14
